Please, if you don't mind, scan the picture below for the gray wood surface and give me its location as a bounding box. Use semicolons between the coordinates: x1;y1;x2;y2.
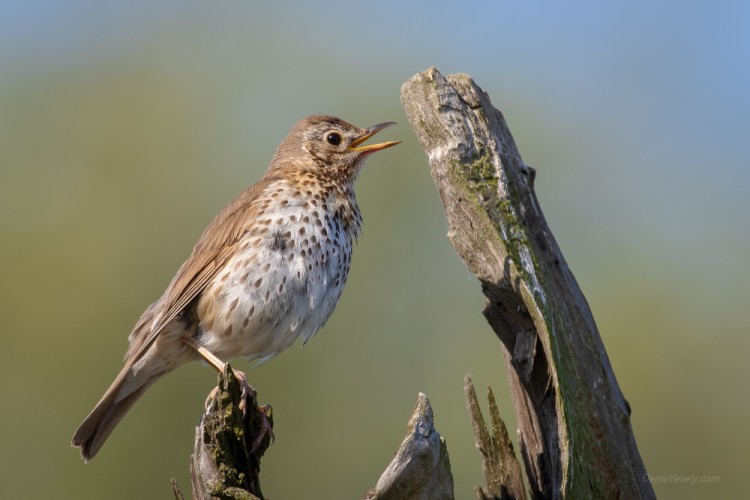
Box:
401;67;654;500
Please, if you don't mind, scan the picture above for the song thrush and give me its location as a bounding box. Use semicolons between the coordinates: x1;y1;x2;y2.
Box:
72;115;399;461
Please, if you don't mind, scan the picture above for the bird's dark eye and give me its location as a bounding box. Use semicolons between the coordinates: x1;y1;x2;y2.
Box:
326;132;342;146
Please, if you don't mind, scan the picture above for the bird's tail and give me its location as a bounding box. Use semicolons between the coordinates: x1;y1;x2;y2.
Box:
72;300;169;461
71;360;162;462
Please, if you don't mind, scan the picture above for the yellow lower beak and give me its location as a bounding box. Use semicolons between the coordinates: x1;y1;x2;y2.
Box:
349;122;401;153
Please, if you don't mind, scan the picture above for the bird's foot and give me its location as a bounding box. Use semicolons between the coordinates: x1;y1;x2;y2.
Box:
231;369;274;453
230;369;251;414
250;404;274;454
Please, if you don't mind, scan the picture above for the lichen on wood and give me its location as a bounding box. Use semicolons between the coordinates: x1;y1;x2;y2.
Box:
188;364;272;500
401;67;654;499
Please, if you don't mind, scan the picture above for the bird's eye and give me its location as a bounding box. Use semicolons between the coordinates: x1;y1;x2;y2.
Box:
326;132;342;146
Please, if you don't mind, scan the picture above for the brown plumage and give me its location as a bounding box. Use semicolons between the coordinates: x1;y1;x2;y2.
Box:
72;115;399;461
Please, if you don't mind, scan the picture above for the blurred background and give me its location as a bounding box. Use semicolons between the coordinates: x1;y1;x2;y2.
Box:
1;1;747;498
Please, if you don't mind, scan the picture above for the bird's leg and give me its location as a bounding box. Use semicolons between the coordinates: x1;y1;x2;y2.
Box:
183;337;247;408
183;337;226;372
182;337;274;452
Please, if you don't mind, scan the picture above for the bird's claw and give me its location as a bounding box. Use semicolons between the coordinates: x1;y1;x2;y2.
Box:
231;369;251;415
227;369;273;454
250;404;274;454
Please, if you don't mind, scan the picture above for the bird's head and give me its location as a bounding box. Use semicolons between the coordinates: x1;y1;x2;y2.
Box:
270;114;400;183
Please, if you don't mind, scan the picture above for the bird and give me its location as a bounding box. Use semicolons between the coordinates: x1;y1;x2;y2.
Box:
72;114;400;461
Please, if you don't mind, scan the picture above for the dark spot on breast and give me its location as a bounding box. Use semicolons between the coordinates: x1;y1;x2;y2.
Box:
270;230;287;254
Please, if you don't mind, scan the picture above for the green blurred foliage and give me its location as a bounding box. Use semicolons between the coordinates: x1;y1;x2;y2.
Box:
1;1;748;499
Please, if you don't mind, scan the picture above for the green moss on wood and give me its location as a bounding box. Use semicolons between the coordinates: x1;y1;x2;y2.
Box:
452;149;529;273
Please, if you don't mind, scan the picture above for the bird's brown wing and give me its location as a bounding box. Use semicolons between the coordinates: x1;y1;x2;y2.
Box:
125;176;281;363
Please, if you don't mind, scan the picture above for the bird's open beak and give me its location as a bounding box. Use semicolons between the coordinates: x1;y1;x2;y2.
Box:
349;122;400;153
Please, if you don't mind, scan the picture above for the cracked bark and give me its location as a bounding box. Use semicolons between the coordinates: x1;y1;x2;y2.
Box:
400;67;654;500
178;364;272;500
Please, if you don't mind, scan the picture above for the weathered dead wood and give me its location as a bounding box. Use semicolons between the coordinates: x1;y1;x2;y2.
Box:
401;68;654;499
364;393;454;500
184;364;272;500
465;375;527;500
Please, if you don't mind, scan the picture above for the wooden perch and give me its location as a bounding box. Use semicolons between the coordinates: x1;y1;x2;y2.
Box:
364;393;454;500
401;68;655;499
184;364;273;500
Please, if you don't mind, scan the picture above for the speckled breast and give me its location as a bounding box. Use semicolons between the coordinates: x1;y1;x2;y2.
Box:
196;177;360;363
